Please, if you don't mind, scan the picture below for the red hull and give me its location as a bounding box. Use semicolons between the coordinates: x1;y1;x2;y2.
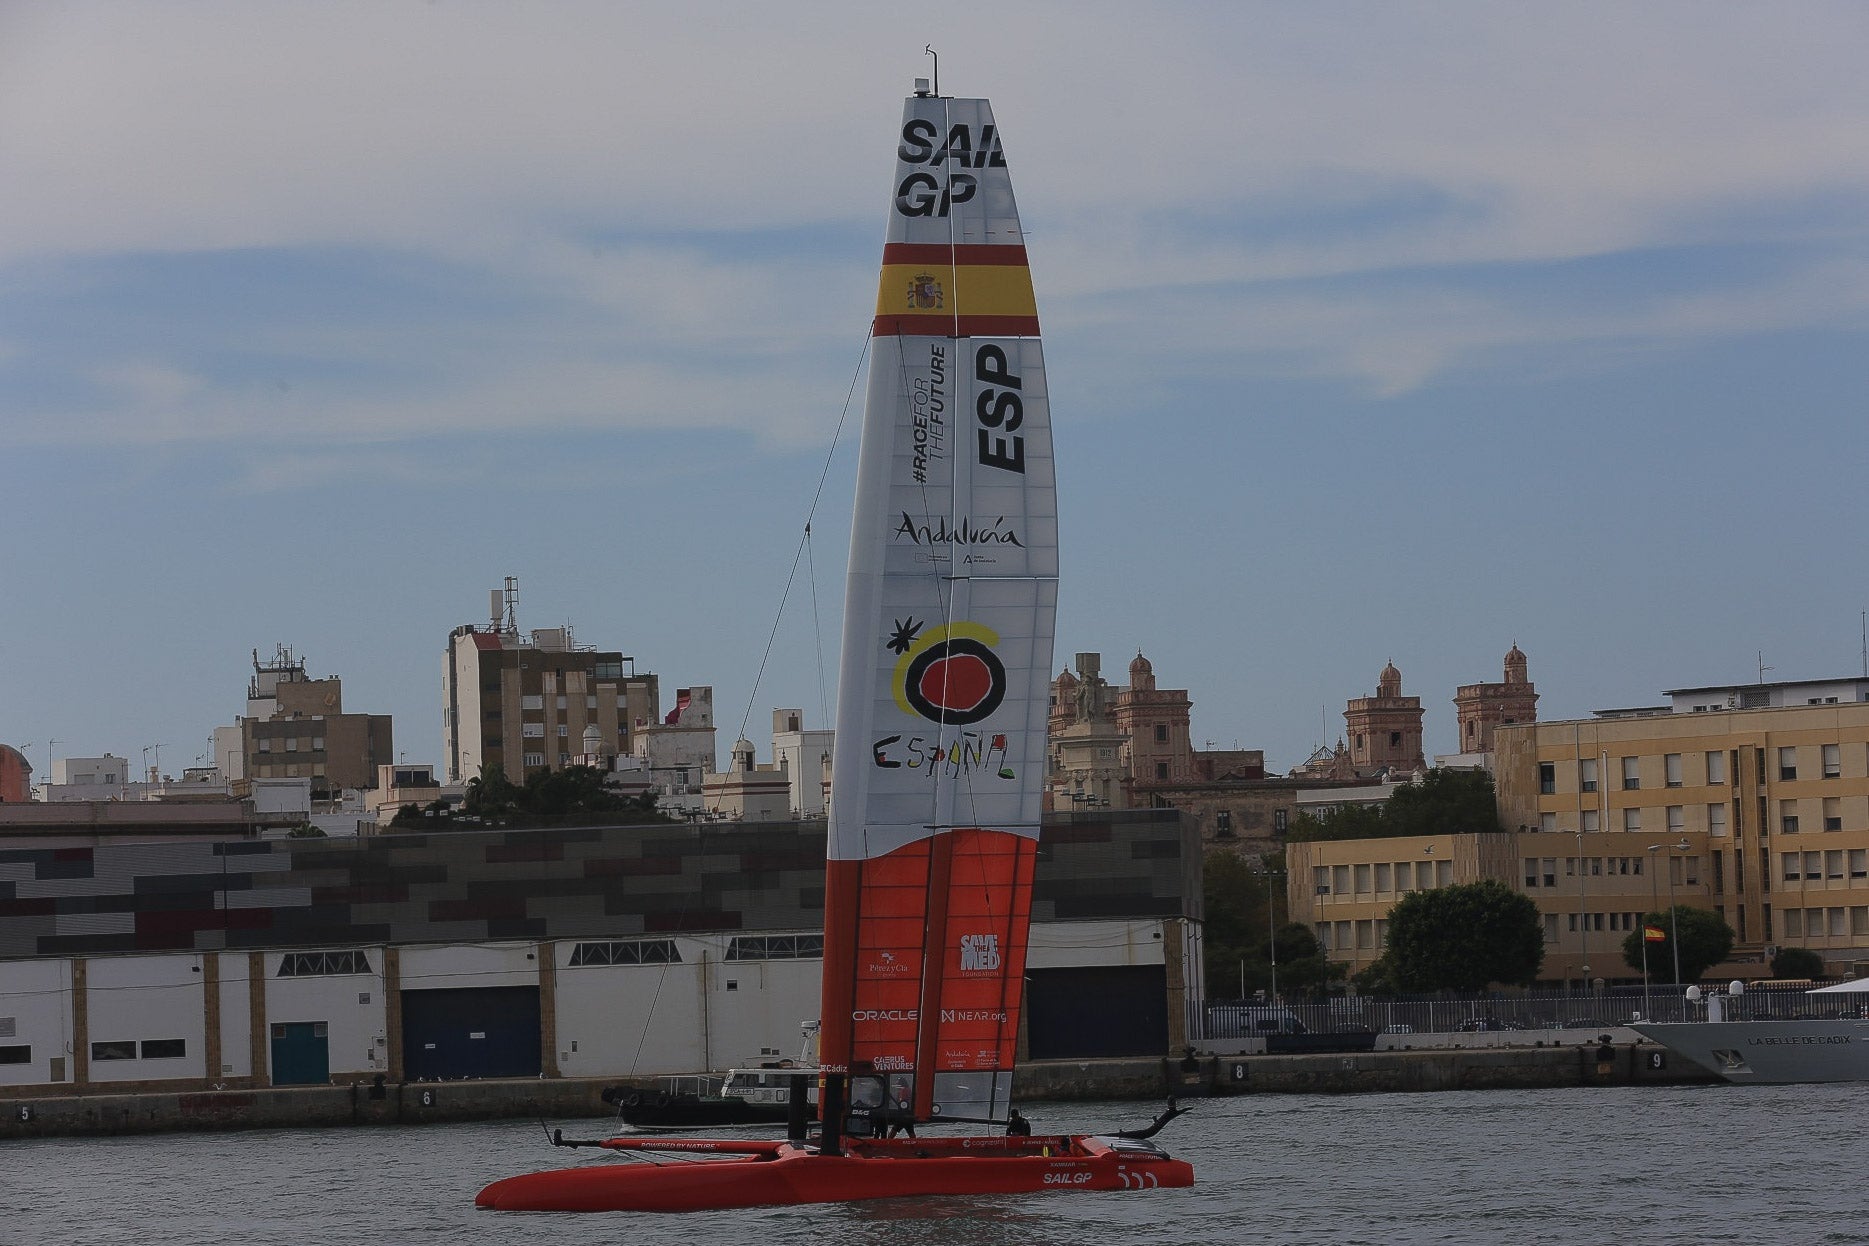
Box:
475;1134;1193;1213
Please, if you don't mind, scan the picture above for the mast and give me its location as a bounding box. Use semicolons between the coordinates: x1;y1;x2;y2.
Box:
819;82;1055;1133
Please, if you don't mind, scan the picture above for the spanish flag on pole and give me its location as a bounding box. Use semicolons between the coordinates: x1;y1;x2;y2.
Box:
1643;925;1667;943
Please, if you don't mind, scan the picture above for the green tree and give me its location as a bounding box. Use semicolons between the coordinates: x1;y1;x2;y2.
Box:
1285;768;1504;843
1620;905;1735;984
1770;946;1825;980
1286;802;1387;843
1383;879;1545;992
1201;849;1277;996
1382;768;1505;838
1271;921;1348;997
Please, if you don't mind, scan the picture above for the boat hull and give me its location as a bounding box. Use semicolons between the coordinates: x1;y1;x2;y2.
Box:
1631;1018;1869;1083
475;1136;1193;1213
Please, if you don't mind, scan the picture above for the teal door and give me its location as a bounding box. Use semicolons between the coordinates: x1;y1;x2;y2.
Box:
271;1021;330;1085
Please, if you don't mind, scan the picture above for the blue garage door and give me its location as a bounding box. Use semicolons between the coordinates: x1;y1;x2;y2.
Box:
401;986;540;1080
1025;965;1168;1059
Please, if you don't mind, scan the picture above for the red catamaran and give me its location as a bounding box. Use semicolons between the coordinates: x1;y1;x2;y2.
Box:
476;77;1195;1214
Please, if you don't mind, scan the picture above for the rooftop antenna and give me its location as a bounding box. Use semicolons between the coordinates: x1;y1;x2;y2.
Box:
503;576;520;635
1861;611;1866;679
925;44;938;97
1757;651;1772;684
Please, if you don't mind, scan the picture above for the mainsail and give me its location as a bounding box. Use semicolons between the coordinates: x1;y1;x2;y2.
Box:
820;88;1056;1129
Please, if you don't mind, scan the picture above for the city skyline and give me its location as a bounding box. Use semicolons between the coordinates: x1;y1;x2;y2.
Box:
5;3;1867;776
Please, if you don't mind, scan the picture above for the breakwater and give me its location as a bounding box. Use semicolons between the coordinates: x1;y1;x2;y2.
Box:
0;1036;1712;1140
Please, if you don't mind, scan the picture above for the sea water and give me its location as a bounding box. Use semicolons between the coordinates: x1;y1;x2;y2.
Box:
2;1085;1860;1245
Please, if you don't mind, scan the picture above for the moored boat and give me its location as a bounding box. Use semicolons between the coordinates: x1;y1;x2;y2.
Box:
1631;978;1869;1083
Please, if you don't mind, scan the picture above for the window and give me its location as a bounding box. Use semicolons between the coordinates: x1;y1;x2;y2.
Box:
1784;908;1803;938
1356;921;1374;950
1542;858;1557;887
1779;747;1797;781
1705;751;1726;785
1621;756;1640;790
1154;725;1169;743
141;1039;186;1060
1215;810;1233;838
1524;858;1539;888
1354;864;1371;894
557;724;569;737
1623;808;1641;832
569;939;682;966
1824;797;1841;832
0;1045;28;1065
1782;852;1800;883
1582;810;1599;833
1851;849;1867;880
725;934;824;960
1543;914;1560;943
1374;862;1392;892
1540;812;1557;833
1333;865;1350;895
1580;758;1598;793
1804;851;1822;880
1781;800;1799;835
521;695;543;710
1389;732;1402;748
1827;850;1844;880
279;951;373;977
1667;806;1685;835
91;1041;136;1061
1313;866;1330;895
1706;802;1726;837
1824;744;1842;779
1664;754;1682;787
1155;763;1168;780
522;752;544;768
1539;763;1556;795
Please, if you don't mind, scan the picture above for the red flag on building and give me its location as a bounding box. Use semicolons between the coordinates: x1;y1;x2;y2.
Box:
1643;925;1666;942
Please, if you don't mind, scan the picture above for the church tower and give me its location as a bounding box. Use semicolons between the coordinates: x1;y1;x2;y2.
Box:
1453;644;1539;754
1111;651;1194;786
1343;661;1425;776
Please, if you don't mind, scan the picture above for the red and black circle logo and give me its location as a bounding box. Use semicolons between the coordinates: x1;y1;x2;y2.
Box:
901;635;1006;725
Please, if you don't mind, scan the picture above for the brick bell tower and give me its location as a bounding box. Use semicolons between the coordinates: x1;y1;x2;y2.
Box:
1343;660;1425;776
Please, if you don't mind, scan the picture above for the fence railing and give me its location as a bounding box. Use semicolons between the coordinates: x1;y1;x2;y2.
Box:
1194;984;1864;1040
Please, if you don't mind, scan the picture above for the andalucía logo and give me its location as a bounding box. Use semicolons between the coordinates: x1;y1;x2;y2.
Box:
885;618;1007;726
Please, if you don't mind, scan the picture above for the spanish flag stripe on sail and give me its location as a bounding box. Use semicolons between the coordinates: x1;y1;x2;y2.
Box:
873;259;1038;337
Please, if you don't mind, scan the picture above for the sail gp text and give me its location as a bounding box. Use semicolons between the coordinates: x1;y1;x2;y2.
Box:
895;119;1005;217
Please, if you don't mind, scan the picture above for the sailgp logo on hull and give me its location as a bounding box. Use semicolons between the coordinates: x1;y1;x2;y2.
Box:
957;934;1001;973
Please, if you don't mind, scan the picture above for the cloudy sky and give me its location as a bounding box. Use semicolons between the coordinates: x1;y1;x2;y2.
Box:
4;1;1867;780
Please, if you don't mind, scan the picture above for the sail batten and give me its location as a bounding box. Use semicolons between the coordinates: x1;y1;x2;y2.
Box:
820;90;1055;1128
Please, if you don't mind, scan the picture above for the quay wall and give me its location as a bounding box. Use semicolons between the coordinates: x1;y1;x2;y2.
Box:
0;1041;1711;1139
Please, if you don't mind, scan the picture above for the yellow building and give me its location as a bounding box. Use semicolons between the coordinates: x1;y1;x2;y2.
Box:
1286;682;1869;985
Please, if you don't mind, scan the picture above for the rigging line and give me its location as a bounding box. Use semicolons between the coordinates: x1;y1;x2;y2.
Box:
806;526;827;728
735;334;871;743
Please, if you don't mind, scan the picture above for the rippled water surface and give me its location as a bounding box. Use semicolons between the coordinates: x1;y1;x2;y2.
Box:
4;1085;1862;1245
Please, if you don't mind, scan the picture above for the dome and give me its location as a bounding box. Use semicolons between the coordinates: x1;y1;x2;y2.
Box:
1378;661;1402;697
1128;651;1155;691
1055;667;1079;688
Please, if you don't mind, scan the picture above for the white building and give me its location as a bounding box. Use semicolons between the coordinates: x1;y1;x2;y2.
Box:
770;709;834;817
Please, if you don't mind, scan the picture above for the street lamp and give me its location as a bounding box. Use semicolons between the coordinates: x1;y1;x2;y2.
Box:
1667;838;1687;985
1251;860;1284;1003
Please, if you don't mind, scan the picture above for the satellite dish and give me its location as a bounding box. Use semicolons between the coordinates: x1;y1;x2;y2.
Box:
1730;980;1745;996
1685;985;1703;1002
